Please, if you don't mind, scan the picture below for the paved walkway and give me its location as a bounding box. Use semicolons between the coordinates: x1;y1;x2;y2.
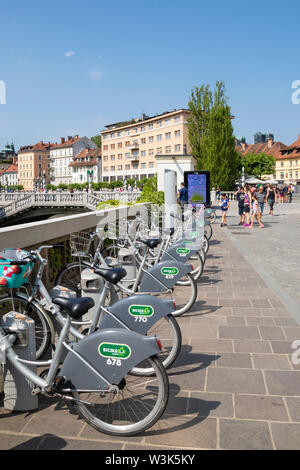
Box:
1;221;300;450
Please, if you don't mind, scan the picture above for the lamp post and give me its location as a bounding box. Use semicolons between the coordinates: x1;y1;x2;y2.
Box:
87;169;94;192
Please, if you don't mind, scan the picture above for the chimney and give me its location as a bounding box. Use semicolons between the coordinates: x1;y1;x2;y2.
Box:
61;137;65;144
68;136;72;141
241;142;247;151
75;134;79;139
267;137;274;148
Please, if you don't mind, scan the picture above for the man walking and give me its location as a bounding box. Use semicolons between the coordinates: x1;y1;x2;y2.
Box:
235;186;245;225
178;182;188;221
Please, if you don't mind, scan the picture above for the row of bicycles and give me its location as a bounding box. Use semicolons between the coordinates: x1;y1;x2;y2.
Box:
0;205;215;437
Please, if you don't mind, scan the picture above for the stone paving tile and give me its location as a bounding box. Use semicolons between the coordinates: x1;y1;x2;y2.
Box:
264;370;300;396
270;341;294;354
234;339;272;353
270;423;300;450
215;352;252;369
258;326;286;341
284;397;300;421
188;338;233;353
188;391;234;418
246;316;275;326
282;326;300;340
144;415;217;449
219;325;260;340
219;419;273;450
274;317;300;326
234;394;289;421
226;316;246;326
252;354;292;370
206;368;266;394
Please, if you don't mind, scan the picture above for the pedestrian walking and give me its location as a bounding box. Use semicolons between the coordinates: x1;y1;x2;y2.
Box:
178;182;188;221
243;185;251;226
266;185;276;216
235;186;245;225
220;193;229;227
255;186;266;225
250;194;264;228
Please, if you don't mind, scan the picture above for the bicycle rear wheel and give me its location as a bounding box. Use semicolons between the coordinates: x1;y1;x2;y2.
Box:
72;355;169;436
130;314;182;376
0;294;53;359
55;261;92;296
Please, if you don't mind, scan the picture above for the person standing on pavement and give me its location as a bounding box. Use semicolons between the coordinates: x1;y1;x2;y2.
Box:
243;184;251;226
178;182;188;221
255;186;266;226
250;194;264;228
266;185;276;216
220;193;229;227
235;186;245;225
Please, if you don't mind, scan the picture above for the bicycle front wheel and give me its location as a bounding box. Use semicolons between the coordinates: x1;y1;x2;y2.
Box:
55;261;92;296
175;252;203;285
0;294;53;359
168;273;197;317
72;355;169;436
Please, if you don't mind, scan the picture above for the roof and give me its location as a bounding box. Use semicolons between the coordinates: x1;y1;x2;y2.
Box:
285;134;300;150
18;141;54;153
51;135;80;149
237;141;287;160
69;147;101;168
3;163;18;174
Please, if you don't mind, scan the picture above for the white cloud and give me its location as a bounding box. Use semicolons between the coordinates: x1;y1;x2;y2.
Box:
64;50;75;58
89;68;102;81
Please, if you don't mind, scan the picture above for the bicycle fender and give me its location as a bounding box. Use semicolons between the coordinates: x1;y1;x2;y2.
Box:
139;260;192;292
60;328;161;390
172;237;203;251
99;295;174;334
161;241;199;263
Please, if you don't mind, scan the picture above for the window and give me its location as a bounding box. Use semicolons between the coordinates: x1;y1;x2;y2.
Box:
117;131;123;137
141;163;146;169
280;172;284;179
132;163;138;169
125;129;130;135
125;141;130;147
148;123;153;130
125;164;130;170
290;171;293;178
174;115;180;122
281;162;284;167
149;149;154;155
296;171;299;178
110;133;115;138
118;154;122;160
149;162;154;168
118;165;123;170
103;145;108;151
165;146;171;153
104;167;109;172
141;150;146;157
165;132;171;140
125;153;130;159
290;161;293;167
148;136;154;143
175;130;181;137
110;155;115;160
174;144;181;152
140;125;145;132
110;166;115;171
165;118;171;125
141;138;146;144
157;121;162;127
157;134;162;141
157;147;162;154
118;142;122;148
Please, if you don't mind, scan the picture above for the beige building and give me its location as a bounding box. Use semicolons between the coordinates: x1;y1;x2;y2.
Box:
100;109;192;182
18;141;54;190
275;135;300;185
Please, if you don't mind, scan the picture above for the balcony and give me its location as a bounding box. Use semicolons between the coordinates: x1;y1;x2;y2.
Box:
128;141;139;150
128;153;139;161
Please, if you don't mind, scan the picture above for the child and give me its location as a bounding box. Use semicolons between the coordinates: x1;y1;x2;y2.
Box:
220;193;229;227
250;194;264;228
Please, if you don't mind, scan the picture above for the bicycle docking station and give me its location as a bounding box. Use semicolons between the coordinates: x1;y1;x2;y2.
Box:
0;312;38;411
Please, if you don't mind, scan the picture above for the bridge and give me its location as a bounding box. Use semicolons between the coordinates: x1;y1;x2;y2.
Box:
0;191;140;220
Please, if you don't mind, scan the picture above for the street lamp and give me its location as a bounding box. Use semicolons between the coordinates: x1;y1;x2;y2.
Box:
87;169;94;192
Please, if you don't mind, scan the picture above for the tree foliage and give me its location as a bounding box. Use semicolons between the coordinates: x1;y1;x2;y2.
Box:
91;135;102;148
241;153;275;178
187;81;239;189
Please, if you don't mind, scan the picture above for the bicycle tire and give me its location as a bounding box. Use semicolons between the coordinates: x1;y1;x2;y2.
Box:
130;314;182;376
170;273;197;317
55;261;93;296
203;235;209;254
0;294;53;359
175;252;203;285
204;223;213;240
72;355;169;436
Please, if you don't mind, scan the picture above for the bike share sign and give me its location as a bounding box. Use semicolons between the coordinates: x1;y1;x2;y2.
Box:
176;247;190;256
161;266;179;278
129;305;154;317
98;342;132;360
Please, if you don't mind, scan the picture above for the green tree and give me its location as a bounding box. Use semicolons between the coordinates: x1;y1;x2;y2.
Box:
187;81;239;189
241;153;275;179
91;135;102;148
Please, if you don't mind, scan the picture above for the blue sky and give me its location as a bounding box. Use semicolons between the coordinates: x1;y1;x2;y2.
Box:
0;0;299;150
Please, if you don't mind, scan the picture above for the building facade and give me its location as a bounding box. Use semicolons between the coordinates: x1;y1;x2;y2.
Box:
49;136;96;186
69;147;102;184
1;161;18;187
18;141;53;190
275;135;300;185
100;109;192;182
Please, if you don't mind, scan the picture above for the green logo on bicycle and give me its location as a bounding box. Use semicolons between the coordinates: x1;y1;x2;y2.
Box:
98;342;131;360
129;305;154;317
161;267;179;276
176;248;190;255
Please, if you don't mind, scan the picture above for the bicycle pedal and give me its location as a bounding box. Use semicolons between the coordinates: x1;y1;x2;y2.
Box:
31;387;41;396
53;376;66;393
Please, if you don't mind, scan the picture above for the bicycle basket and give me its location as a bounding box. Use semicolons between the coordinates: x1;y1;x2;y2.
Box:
70;231;93;257
0;248;34;288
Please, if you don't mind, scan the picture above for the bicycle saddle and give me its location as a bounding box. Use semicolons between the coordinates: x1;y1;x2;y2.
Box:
138;238;161;249
94;267;127;285
52;297;95;320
